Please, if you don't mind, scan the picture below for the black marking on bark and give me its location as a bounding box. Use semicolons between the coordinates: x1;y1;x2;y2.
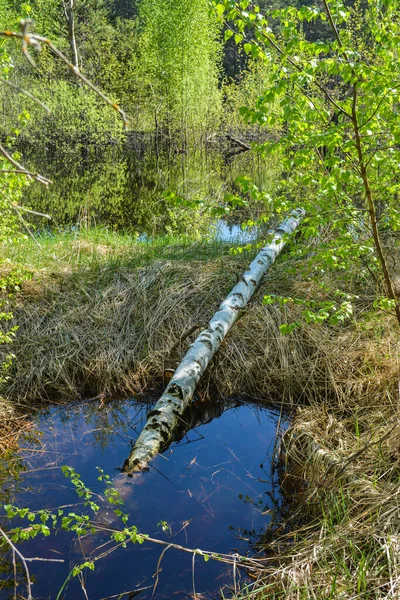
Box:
202;338;213;350
230;305;241;312
123;210;305;473
147;409;161;419
147;421;170;443
168;384;184;401
123;457;149;472
216;324;224;334
232;292;245;304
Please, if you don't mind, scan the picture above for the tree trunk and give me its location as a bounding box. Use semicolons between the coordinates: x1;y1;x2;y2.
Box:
123;209;305;473
63;0;79;72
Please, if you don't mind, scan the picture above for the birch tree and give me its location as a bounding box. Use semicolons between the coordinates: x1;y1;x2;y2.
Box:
124;209;304;473
214;0;400;326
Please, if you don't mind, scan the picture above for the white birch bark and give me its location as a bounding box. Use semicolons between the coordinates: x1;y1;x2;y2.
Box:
123;209;305;473
63;0;79;72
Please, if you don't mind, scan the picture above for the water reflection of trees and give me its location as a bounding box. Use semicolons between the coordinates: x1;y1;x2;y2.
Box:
20;141;270;234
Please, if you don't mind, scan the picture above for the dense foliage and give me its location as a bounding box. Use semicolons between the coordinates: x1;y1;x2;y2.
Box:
0;43;30;386
138;0;222;135
213;0;400;326
0;0;224;141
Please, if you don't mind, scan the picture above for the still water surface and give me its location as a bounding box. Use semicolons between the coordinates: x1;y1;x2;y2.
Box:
21;141;276;234
0;397;279;599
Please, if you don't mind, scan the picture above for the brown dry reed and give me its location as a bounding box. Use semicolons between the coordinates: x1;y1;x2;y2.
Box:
2;252;397;407
237;377;400;599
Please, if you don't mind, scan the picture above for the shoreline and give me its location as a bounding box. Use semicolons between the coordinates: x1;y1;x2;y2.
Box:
1;229;399;599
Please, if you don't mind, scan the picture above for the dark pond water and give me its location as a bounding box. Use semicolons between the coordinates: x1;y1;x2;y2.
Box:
0;397;280;600
20;139;277;234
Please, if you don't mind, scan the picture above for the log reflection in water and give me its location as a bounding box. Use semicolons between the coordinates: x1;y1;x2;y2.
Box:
127;397;242;465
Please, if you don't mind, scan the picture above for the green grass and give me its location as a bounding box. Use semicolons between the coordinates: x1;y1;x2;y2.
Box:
0;226;250;275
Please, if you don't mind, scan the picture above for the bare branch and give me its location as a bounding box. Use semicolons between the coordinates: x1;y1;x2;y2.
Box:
0;526;33;600
0;78;51;114
15;210;42;248
12;204;52;219
0;144;52;186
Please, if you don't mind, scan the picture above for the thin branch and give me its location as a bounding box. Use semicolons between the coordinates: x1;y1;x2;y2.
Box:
91;522;268;572
0;526;33;600
12;204;52;219
192;552;197;599
0;143;52;186
0;78;51;114
0;23;129;126
151;544;173;599
168;323;204;355
15;210;41;248
320;0;343;47
99;589;152;600
0;169;40;176
351;82;400;324
245;13;352;118
359;90;394;129
23;557;64;563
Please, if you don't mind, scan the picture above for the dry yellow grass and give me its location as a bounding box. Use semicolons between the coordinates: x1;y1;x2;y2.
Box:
2;254;397;408
236;332;400;599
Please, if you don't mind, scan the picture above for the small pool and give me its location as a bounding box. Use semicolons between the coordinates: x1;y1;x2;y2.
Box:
0;397;281;599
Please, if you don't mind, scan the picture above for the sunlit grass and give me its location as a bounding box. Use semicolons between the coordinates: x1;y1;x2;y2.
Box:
0;226;248;275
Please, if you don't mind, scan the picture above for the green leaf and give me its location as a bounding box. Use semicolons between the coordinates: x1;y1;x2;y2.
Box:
224;29;233;42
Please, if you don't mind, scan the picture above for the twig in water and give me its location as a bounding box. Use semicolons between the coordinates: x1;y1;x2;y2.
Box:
78;570;90;600
0;526;33;600
152;543;173;599
192;551;197;599
99;588;152;600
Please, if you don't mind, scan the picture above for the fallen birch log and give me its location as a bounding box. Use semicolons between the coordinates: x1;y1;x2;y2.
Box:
123;209;305;473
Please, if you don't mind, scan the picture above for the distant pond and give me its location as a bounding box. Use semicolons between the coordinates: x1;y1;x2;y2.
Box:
0;396;282;599
19;136;277;235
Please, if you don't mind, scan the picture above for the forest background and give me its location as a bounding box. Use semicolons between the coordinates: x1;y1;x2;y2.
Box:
1;1;400;598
